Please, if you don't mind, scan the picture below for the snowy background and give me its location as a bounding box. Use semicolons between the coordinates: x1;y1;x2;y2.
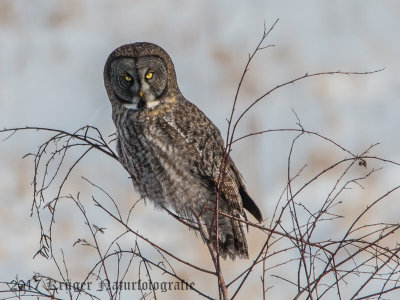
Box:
1;1;400;299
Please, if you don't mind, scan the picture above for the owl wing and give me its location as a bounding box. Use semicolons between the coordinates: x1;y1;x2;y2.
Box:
154;99;262;222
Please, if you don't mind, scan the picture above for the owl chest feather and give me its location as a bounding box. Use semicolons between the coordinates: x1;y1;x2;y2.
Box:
116;111;161;193
114;107;209;212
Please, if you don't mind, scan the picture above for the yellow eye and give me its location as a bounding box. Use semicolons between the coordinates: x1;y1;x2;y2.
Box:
145;72;153;80
124;75;132;82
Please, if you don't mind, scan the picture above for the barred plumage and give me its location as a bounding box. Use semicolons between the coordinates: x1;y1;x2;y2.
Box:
104;42;262;259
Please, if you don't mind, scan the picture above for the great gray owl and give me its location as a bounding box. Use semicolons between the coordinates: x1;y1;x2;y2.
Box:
103;42;262;259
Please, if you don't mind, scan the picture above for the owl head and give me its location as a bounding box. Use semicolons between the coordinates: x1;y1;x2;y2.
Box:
104;42;180;111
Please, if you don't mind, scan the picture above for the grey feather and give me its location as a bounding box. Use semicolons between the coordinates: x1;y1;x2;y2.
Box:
104;42;263;259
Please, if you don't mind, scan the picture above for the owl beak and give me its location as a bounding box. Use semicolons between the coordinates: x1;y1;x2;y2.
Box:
126;78;143;106
130;77;141;95
128;90;145;109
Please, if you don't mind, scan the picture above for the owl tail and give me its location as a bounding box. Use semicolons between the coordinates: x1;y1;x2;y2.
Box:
209;212;249;260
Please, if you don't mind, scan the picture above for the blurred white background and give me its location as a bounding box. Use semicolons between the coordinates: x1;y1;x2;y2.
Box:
1;1;400;299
